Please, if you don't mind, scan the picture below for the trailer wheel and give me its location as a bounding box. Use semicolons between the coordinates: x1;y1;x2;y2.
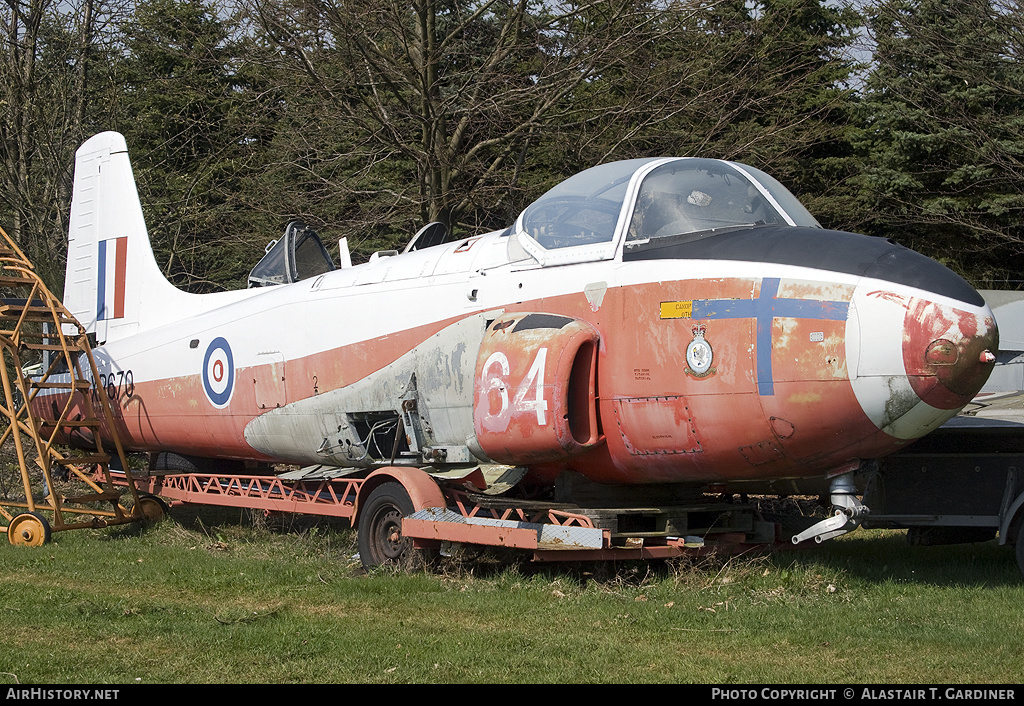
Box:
7;512;51;547
357;482;432;571
153;452;200;473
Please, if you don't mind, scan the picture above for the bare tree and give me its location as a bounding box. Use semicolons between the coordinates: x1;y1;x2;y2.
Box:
0;0;125;290
241;0;711;238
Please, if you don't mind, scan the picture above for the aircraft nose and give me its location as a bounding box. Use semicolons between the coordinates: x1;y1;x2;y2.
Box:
901;297;999;412
849;285;998;441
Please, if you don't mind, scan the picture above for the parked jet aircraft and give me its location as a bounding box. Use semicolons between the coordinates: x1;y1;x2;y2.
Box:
46;131;997;546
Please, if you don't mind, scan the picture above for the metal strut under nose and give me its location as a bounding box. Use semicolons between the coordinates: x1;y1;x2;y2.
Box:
791;472;869;545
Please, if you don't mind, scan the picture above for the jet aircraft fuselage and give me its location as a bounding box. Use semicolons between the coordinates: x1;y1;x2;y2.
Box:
51;134;997;500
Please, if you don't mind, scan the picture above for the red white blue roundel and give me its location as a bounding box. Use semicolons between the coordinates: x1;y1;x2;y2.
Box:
203;337;234;409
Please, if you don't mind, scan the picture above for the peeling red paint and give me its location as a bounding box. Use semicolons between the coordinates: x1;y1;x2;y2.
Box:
473;313;601;464
903;298;998;409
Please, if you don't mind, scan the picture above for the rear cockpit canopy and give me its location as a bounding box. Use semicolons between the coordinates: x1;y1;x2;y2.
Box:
403;221;452;253
510;157;821;265
249;221;335;287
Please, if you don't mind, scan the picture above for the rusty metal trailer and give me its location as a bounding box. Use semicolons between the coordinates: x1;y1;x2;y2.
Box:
87;400;1024;576
121;462;780;569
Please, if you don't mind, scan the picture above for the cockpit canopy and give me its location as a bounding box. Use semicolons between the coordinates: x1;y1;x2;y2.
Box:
512;157;820;265
248;221;335;287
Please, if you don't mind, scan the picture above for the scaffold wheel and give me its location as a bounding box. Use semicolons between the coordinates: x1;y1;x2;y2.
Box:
137;494;169;524
7;512;51;547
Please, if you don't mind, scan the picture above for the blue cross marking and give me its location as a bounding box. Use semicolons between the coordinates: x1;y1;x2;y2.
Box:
690;278;849;396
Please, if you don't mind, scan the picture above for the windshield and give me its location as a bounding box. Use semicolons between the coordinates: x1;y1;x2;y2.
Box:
520;158;657;250
735;164;821;228
513;157;820;262
627;159;792;242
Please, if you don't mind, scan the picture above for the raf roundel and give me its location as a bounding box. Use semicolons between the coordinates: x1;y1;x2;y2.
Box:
203;337;235;409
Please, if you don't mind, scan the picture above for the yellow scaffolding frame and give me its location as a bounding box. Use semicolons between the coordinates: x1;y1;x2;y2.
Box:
0;226;154;545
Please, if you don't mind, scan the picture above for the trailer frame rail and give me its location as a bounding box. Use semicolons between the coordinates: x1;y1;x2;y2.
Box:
132;472;360;519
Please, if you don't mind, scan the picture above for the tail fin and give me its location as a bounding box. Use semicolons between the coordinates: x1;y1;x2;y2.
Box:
63;132;194;344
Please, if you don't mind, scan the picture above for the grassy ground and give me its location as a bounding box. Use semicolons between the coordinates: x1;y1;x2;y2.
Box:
0;505;1021;684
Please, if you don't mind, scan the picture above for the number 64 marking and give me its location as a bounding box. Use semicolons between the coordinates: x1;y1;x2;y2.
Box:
481;348;549;426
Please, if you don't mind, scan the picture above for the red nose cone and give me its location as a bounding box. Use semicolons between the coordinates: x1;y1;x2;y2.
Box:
903;299;999;410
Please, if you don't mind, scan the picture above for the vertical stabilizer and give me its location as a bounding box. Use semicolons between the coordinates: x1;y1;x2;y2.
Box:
63;132;194;343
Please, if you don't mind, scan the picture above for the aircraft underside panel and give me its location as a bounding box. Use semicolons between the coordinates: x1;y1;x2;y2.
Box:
243;313;494;466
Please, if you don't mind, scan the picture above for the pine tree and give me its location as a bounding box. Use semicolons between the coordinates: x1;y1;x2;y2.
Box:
577;0;860;229
114;0;259;290
857;0;1024;286
742;0;862;229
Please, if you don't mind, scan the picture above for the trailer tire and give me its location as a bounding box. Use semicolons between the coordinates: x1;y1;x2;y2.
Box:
1016;521;1024;579
357;482;435;572
153;452;246;475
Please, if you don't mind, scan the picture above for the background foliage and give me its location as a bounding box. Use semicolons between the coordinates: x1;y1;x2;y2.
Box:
1;0;1022;293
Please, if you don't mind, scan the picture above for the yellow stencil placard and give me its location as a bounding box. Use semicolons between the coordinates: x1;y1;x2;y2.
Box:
660;301;693;319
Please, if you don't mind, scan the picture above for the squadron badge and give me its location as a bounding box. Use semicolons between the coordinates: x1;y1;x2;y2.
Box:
684;324;716;379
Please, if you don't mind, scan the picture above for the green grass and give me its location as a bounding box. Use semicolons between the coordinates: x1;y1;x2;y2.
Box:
0;506;1021;684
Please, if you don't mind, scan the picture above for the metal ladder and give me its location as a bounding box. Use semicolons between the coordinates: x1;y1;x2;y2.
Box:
0;226;152;545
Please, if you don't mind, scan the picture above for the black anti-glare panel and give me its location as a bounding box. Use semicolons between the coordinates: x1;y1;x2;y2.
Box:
623;226;984;308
